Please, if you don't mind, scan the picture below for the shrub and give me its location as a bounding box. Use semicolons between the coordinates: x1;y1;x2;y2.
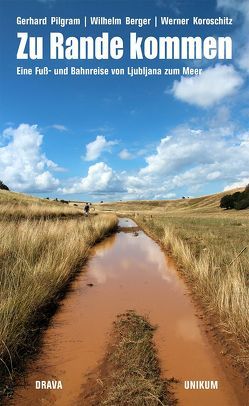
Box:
60;199;69;204
220;184;249;210
0;180;9;191
234;195;249;210
220;194;234;209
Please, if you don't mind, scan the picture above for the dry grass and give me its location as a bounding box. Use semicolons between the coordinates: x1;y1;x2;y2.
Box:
96;191;249;381
94;187;246;217
0;190;83;220
150;220;249;350
0;190;117;398
81;311;176;406
0;203;82;220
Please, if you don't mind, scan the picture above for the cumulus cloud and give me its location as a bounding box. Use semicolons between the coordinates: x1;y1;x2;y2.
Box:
5;122;247;200
59;123;249;200
140;130;212;177
122;125;249;199
0;124;60;192
84;135;118;161
172;64;243;108
61;162;124;195
119;149;133;160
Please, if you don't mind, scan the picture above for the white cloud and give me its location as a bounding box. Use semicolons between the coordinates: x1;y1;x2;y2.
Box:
51;124;68;132
119;149;133;160
84;135;118;161
207;171;221;180
154;192;176;199
139;130;212;177
61;162;124;195
59;123;249;200
172;64;243;108
35;171;59;189
224;178;249;191
217;0;249;73
0;124;60;192
122;125;249;198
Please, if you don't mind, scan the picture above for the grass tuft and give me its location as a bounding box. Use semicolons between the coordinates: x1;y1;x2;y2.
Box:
81;311;176;406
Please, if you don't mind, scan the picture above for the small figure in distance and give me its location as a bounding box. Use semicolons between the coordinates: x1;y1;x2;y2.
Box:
83;202;90;217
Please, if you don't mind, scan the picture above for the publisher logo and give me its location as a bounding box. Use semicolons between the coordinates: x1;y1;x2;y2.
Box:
35;380;63;390
184;380;219;390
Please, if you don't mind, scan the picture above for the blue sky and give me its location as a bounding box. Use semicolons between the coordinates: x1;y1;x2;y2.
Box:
0;0;249;201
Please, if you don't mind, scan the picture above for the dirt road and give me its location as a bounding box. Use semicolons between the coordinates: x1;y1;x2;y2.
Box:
12;218;243;406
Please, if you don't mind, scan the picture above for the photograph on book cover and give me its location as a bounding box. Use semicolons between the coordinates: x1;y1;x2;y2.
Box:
0;0;248;405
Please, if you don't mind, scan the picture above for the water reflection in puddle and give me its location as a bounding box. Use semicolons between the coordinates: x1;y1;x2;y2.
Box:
13;219;241;406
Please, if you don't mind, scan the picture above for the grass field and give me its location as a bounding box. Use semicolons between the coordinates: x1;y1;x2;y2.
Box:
1;187;248;397
0;189;84;220
95;189;249;382
0;190;117;398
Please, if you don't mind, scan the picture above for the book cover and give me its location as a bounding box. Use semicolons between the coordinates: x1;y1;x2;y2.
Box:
0;0;248;405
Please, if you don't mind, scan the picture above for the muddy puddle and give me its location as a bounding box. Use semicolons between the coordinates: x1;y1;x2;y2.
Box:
12;218;242;406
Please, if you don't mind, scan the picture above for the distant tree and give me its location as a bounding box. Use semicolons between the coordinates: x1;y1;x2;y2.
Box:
100;200;103;203
0;180;9;191
235;196;249;210
220;194;234;209
60;199;69;204
182;196;186;199
234;185;249;210
232;191;242;203
220;184;249;210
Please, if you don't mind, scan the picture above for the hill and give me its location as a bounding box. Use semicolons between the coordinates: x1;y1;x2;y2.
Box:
0;189;83;220
94;188;247;217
